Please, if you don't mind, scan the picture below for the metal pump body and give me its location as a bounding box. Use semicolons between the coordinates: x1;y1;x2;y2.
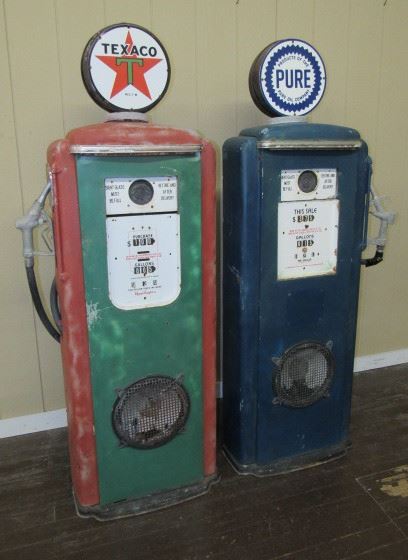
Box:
222;120;390;475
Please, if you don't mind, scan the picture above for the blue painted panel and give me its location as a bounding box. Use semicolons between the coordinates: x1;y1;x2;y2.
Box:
222;122;371;471
222;137;261;464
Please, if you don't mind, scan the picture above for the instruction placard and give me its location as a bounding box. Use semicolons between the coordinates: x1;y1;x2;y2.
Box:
278;199;339;280
106;213;180;309
105;177;178;215
281;169;337;201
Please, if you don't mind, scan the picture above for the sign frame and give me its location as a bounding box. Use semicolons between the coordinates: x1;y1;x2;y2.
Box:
81;22;171;113
249;38;326;117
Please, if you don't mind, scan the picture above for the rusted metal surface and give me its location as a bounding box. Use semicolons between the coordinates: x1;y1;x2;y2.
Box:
47;139;99;506
201;140;217;477
65;121;204;147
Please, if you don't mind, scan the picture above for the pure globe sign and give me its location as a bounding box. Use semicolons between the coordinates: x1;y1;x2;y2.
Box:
260;39;326;116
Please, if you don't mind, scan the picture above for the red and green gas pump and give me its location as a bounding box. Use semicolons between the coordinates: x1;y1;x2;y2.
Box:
16;23;217;519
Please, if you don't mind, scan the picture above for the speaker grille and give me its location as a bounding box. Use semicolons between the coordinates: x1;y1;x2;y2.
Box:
112;376;190;449
274;342;334;407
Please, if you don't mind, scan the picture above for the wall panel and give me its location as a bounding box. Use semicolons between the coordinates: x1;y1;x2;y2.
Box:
235;0;277;132
5;0;67;414
276;0;315;42
344;0;384;153
355;0;408;356
55;0;105;132
313;0;349;125
0;0;43;418
103;0;151;28
196;0;237;148
1;0;407;418
151;0;197;129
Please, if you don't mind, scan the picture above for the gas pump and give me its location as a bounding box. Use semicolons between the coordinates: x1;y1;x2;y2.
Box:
222;39;395;475
16;23;217;519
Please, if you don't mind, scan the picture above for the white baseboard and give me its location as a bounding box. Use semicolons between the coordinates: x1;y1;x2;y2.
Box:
1;348;407;439
353;348;408;373
0;408;67;439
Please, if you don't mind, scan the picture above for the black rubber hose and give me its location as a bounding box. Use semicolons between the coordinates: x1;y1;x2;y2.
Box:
26;266;61;343
361;248;384;268
50;277;62;332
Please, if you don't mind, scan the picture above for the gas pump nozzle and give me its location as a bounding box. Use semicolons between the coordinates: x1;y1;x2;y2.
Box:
16;180;52;267
362;187;396;267
16;179;60;342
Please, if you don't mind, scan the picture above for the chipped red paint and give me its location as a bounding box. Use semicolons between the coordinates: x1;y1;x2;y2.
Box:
48;120;217;507
201;141;217;477
47;139;99;506
65;121;204;146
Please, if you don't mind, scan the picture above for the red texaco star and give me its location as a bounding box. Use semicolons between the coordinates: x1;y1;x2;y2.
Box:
96;31;162;99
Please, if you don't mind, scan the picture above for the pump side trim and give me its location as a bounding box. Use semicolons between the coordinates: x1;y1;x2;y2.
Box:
47;139;99;507
70;144;202;155
257;139;362;150
201;141;217;477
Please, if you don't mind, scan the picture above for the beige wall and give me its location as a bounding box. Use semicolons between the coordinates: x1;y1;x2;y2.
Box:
1;0;407;419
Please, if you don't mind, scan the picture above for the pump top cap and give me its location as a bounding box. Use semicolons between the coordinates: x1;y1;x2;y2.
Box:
81;23;171;113
249;38;326;118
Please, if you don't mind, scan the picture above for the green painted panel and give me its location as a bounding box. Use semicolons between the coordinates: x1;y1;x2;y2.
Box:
76;154;203;505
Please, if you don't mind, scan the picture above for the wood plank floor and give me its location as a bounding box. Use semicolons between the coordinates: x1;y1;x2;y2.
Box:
2;364;408;559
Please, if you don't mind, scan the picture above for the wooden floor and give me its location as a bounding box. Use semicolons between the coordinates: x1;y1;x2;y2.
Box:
2;365;408;559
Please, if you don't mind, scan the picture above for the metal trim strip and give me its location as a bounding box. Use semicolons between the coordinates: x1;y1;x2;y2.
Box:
70;144;203;155
257;139;362;150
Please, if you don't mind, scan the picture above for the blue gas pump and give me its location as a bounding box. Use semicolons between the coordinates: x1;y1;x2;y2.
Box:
222;39;395;475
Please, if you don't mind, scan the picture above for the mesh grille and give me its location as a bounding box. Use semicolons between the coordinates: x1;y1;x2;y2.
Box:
112;376;190;449
274;342;334;407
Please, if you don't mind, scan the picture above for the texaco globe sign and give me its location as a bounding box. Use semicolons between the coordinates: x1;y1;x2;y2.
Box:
81;23;170;112
249;39;326;117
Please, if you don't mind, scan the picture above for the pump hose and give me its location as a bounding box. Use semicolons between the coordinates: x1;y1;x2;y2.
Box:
26;265;61;343
361;248;384;267
50;277;62;332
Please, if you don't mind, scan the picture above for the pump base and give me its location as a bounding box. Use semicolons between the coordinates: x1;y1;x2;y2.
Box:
223;441;350;477
74;474;219;521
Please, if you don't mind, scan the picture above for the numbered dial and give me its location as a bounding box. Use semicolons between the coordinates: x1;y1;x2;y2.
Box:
128;180;154;205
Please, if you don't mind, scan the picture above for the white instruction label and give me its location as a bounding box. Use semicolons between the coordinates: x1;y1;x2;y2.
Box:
105;177;178;215
278;199;339;280
106;213;180;309
281;169;337;201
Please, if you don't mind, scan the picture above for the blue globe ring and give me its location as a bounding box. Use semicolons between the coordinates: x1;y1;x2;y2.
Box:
262;42;324;114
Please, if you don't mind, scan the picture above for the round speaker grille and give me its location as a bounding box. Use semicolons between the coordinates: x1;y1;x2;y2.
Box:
112;376;190;449
274;342;334;408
